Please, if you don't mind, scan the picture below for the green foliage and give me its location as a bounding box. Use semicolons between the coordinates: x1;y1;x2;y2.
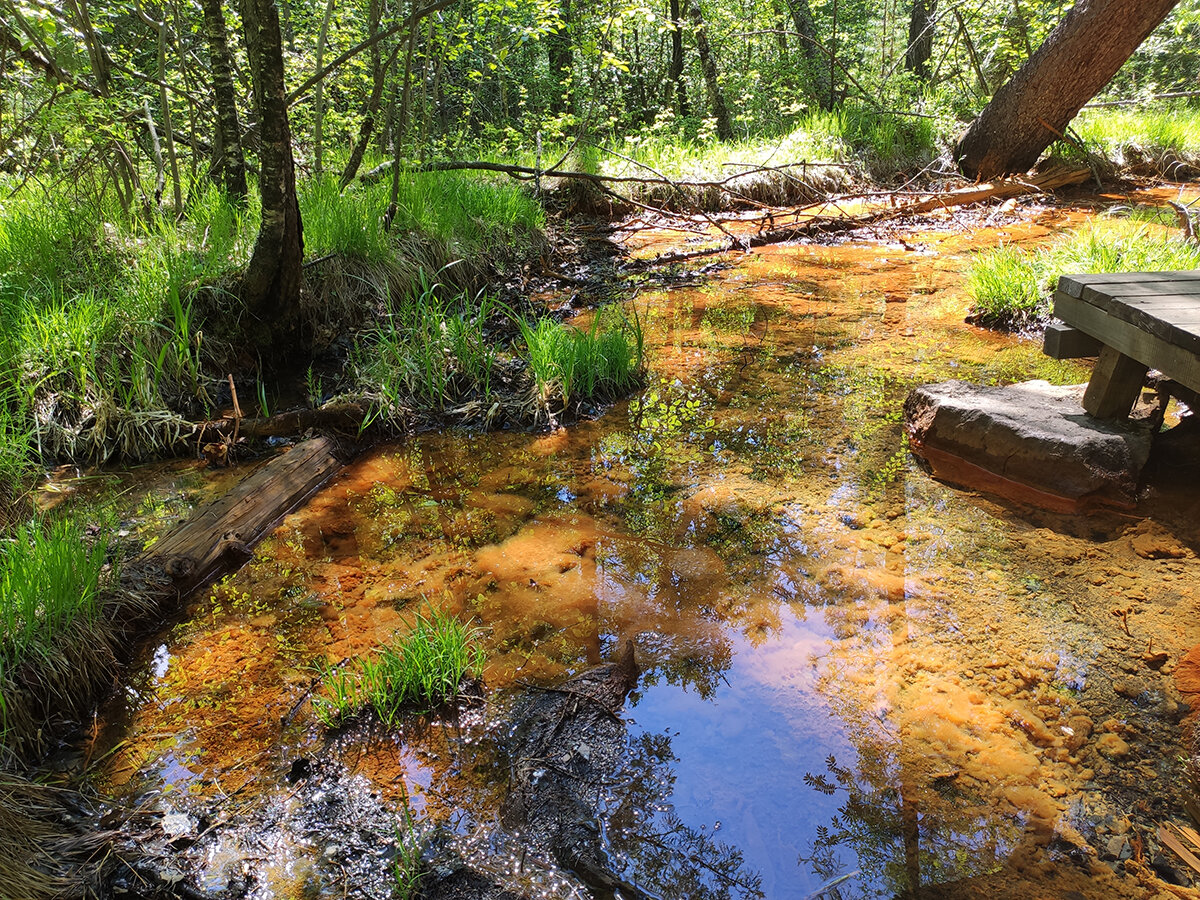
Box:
967;220;1200;328
299;175;392;263
314;605;486;727
1075;105;1200;171
391;808;425;900
355;275;499;419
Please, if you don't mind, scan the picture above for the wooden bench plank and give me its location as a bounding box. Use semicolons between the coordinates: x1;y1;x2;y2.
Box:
1081;281;1200;301
1059;271;1200;299
1055;291;1200;356
1054;291;1200;393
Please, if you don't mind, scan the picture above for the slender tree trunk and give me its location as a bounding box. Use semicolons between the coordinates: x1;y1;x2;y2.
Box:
547;0;572;114
313;0;336;177
667;0;689;117
340;0;399;188
686;0;733;139
152;13;182;212
905;0;936;81
200;0;248;201
955;0;1179;180
782;0;828;107
240;0;304;334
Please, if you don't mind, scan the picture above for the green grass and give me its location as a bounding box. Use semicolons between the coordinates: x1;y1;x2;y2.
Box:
392;807;425;900
967;220;1200;328
0;164;550;471
354;276;500;421
314;606;485;728
0;514;111;743
514;308;645;416
1075;105;1200;171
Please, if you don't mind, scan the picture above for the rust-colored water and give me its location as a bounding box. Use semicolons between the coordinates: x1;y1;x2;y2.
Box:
87;198;1200;899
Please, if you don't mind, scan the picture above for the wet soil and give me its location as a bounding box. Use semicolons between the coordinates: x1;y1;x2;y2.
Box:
73;187;1200;900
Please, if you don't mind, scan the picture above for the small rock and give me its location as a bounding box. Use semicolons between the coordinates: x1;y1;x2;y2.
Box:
1095;733;1131;760
1112;676;1145;699
1104;835;1132;861
1143;650;1170;670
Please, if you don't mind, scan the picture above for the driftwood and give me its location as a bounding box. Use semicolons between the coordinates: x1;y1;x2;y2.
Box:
194;401;368;443
627;165;1091;268
128;436;343;600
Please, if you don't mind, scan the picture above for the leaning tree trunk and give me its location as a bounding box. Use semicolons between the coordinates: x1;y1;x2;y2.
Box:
905;0;936;82
240;0;304;336
686;0;733;140
955;0;1179;181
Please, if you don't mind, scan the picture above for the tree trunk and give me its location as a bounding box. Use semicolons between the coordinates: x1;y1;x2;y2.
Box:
955;0;1179;181
240;0;304;336
200;0;248;201
686;0;733;140
782;0;829;107
667;0;689;117
905;0;936;81
547;0;573;114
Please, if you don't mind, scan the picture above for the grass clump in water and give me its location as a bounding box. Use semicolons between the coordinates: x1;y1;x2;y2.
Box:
967;220;1200;329
516;309;645;421
315;606;485;728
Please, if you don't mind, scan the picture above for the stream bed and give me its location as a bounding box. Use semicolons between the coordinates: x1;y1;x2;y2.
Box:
82;197;1200;900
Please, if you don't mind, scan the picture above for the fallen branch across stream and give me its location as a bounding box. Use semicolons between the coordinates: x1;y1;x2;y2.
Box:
623;165;1091;268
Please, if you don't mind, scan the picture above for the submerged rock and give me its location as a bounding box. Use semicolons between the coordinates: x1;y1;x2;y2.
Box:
904;380;1153;512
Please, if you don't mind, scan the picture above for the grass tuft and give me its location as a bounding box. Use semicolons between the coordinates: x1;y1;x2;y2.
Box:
314;605;485;727
514;308;645;419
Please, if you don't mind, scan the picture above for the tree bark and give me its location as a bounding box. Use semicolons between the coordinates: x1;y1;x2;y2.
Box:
905;0;936;81
955;0;1179;181
667;0;689;117
200;0;248;200
240;0;304;337
686;0;733;140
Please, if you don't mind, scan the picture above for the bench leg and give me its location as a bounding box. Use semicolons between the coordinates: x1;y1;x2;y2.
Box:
1082;344;1149;419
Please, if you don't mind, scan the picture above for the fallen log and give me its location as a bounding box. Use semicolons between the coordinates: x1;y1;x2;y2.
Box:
626;165;1091;268
193;401;369;443
130;436;343;599
1;437;345;759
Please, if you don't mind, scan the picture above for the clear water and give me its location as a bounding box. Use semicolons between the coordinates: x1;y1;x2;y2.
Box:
88;212;1200;899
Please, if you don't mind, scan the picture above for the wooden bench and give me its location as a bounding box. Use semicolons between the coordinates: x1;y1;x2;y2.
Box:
1043;271;1200;419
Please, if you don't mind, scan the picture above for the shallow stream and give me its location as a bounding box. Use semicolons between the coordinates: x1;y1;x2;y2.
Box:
84;197;1200;900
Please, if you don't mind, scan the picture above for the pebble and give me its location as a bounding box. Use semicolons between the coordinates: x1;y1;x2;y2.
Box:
1095;733;1131;760
1112;676;1145;699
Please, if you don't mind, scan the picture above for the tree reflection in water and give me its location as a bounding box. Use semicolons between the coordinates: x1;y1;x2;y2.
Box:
603;731;765;900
